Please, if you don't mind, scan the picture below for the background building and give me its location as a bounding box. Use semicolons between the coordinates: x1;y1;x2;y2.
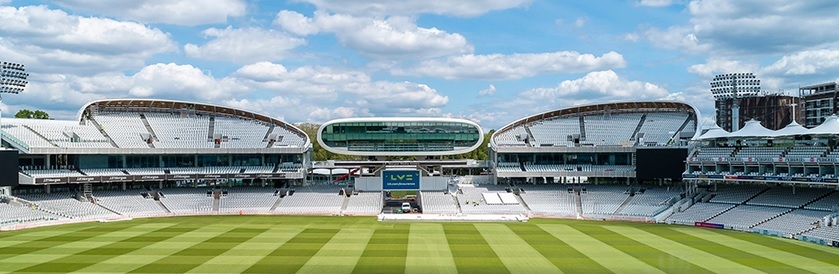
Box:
711;72;799;131
800;82;839;127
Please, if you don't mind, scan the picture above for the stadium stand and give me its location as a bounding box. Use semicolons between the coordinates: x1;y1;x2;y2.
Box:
92;190;167;216
706;205;791;231
517;185;576;217
419;191;459;214
217;187;279;213
754;209;830;236
665;202;736;225
344;192;383;215
274;186;345;215
157;188;213;214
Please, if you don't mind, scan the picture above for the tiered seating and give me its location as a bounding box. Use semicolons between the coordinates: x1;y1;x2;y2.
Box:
805;191;839;211
271;126;306;147
278;162;302;172
214;116;271;148
800;226;839;242
93;190;166;216
20;168;84;178
518;185;576;217
693;147;735;159
274;186;344;215
124;168;166;175
706;205;790;231
754;209;830;235
80;168;126;176
747;187;831;208
457;185;526;214
157;188;213;214
26;120;112;149
708;185;767;204
344;192;382;215
784;147;827;160
523;164;634;173
420;191;459;214
616;187;679;217
144;112;212;148
94;112;150;148
242;165;274;174
0;202;63;226
638;112;688;145
583;113;642;145
528;116;579;147
0;122;54;148
17;192;120;219
493;126;528;146
735;147;787;159
665;202;735;225
580;185;629;216
218;187;278;213
496;162;521;173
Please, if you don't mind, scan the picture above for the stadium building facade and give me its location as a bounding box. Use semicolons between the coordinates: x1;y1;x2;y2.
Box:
1;99;310;195
490;101;700;185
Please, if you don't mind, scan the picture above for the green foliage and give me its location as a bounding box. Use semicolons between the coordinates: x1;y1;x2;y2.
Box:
14;109;50;119
443;129;494;160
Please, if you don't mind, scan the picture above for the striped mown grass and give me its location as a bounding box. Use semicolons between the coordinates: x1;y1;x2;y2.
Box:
0;215;837;273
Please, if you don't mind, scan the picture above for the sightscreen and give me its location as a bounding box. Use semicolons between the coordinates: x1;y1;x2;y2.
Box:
635;148;688;181
0;150;19;186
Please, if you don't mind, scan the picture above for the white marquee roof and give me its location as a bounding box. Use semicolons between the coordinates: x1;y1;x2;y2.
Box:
695;115;839;140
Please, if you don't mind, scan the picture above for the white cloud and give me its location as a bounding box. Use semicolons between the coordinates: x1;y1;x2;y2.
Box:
639;26;710;53
297;0;531;17
635;0;680;7
54;0;246;26
637;0;839;55
521;70;670;105
275;11;473;59
479;84;496;96
275;10;319;36
398;51;626;80
184;27;306;64
687;58;759;78
762;49;839;76
0;5;176;75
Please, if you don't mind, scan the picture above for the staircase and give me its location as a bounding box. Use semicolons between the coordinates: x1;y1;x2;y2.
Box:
22;125;59;147
578;116;586;141
340;195;351;215
631;113;647;143
669;114;693;144
138;113;159;142
208;116;215;141
613;194;634;215
156;200;171;213
574;191;583;219
270;195;284;211
88;118;118;148
523;125;535;147
82;183;93;202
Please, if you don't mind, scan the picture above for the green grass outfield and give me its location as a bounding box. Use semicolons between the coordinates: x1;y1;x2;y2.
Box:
1;216;838;274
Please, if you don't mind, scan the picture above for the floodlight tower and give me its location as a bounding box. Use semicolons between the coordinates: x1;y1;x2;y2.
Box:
0;61;29;125
710;73;760;131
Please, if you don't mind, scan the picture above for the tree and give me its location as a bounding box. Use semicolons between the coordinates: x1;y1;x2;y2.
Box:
14;109;50;119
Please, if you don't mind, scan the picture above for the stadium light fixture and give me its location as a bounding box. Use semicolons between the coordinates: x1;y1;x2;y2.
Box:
0;61;29;125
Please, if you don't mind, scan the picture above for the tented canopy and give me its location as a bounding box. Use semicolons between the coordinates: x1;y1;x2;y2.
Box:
773;120;810;137
728;119;776;138
808;115;839;135
696;123;730;140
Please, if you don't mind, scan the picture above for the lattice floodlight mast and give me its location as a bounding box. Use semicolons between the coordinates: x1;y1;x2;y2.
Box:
710;72;760;131
0;61;29;125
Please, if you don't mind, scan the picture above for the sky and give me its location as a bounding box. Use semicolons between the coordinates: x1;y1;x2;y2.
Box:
2;0;839;130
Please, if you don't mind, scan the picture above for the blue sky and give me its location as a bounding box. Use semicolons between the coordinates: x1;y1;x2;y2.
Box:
2;0;839;130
